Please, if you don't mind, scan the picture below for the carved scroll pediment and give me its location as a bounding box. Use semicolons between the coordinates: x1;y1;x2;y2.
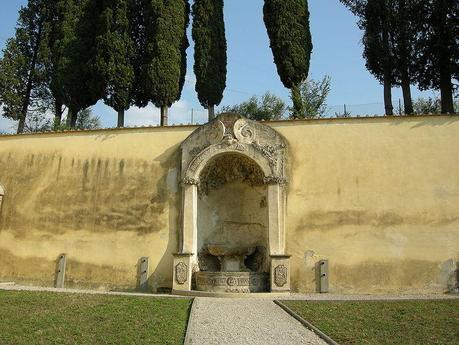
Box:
181;113;287;185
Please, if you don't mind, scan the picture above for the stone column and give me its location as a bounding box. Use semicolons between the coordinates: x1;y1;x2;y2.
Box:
270;255;291;292
173;180;198;293
172;253;194;293
181;182;198;255
267;183;286;255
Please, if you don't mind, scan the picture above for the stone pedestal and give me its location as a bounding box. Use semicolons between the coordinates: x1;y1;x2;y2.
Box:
172;253;194;292
270;255;291;292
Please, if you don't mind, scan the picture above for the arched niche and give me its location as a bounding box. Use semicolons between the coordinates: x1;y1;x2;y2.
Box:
172;113;291;293
197;153;270;274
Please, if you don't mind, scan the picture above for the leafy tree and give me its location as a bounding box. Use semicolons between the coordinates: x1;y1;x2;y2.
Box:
74;108;102;130
416;0;458;114
220;92;287;121
412;96;458;114
96;0;135;128
192;0;227;121
141;0;190;126
289;76;331;119
0;0;48;134
21;107;101;133
263;0;313;118
23;111;52;133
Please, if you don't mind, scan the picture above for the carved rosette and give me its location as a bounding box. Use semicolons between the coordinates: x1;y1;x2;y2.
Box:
175;262;188;285
274;265;288;287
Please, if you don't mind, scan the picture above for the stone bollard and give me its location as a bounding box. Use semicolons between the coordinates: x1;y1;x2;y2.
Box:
138;257;149;292
55;254;67;288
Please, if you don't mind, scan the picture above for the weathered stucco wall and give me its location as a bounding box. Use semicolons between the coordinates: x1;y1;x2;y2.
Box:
0;127;192;291
0;116;458;294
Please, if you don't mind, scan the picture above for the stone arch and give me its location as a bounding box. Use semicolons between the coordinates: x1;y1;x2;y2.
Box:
173;113;291;293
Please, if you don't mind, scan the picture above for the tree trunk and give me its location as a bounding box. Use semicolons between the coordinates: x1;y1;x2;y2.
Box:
439;69;454;114
208;105;215;121
70;111;78;128
17;116;26;134
117;109;125;128
17;21;44;134
53;99;63;129
67;107;78;128
291;84;303;118
383;75;394;116
161;106;168;126
401;77;413;115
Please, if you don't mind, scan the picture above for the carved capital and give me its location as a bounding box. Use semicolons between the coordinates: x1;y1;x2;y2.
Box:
264;176;287;186
182;177;200;186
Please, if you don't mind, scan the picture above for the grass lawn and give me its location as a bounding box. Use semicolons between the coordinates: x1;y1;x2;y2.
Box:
0;290;192;345
282;299;459;345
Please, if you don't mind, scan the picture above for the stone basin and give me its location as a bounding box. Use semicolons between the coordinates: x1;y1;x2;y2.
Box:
207;244;256;257
207;244;256;272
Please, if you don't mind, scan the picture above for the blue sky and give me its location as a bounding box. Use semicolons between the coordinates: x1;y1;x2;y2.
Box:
0;0;434;132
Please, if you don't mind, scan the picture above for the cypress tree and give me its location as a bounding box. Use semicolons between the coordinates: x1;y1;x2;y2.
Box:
416;0;458;114
391;0;418;114
263;0;313;118
41;0;68;128
96;0;135;127
142;0;190;126
129;0;149;109
0;0;48;134
192;0;227;121
57;0;106;127
362;0;396;115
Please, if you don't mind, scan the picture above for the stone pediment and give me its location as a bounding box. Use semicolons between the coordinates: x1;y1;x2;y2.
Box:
180;113;287;185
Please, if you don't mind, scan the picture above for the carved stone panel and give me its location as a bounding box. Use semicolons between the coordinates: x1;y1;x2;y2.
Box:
274;264;288;287
196;271;268;293
175;262;188;285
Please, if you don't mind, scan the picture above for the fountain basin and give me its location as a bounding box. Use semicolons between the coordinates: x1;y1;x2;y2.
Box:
207;244;256;257
196;271;268;293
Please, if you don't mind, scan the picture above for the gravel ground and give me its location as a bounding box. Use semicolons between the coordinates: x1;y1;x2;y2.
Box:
285;293;459;300
0;284;188;299
185;298;327;345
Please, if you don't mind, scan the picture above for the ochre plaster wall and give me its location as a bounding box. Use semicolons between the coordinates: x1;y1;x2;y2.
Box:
0;116;458;294
0;127;193;291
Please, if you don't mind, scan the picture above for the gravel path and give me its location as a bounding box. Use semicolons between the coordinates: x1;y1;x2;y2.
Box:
185;298;327;345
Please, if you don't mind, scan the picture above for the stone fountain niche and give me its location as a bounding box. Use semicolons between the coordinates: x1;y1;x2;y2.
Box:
173;113;291;294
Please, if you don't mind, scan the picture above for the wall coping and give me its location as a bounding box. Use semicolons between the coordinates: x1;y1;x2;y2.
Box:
0;114;457;139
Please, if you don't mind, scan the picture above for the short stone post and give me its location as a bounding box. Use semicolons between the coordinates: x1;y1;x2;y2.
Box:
55;254;67;288
317;259;329;293
172;253;194;293
138;257;149;292
270;255;291;292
